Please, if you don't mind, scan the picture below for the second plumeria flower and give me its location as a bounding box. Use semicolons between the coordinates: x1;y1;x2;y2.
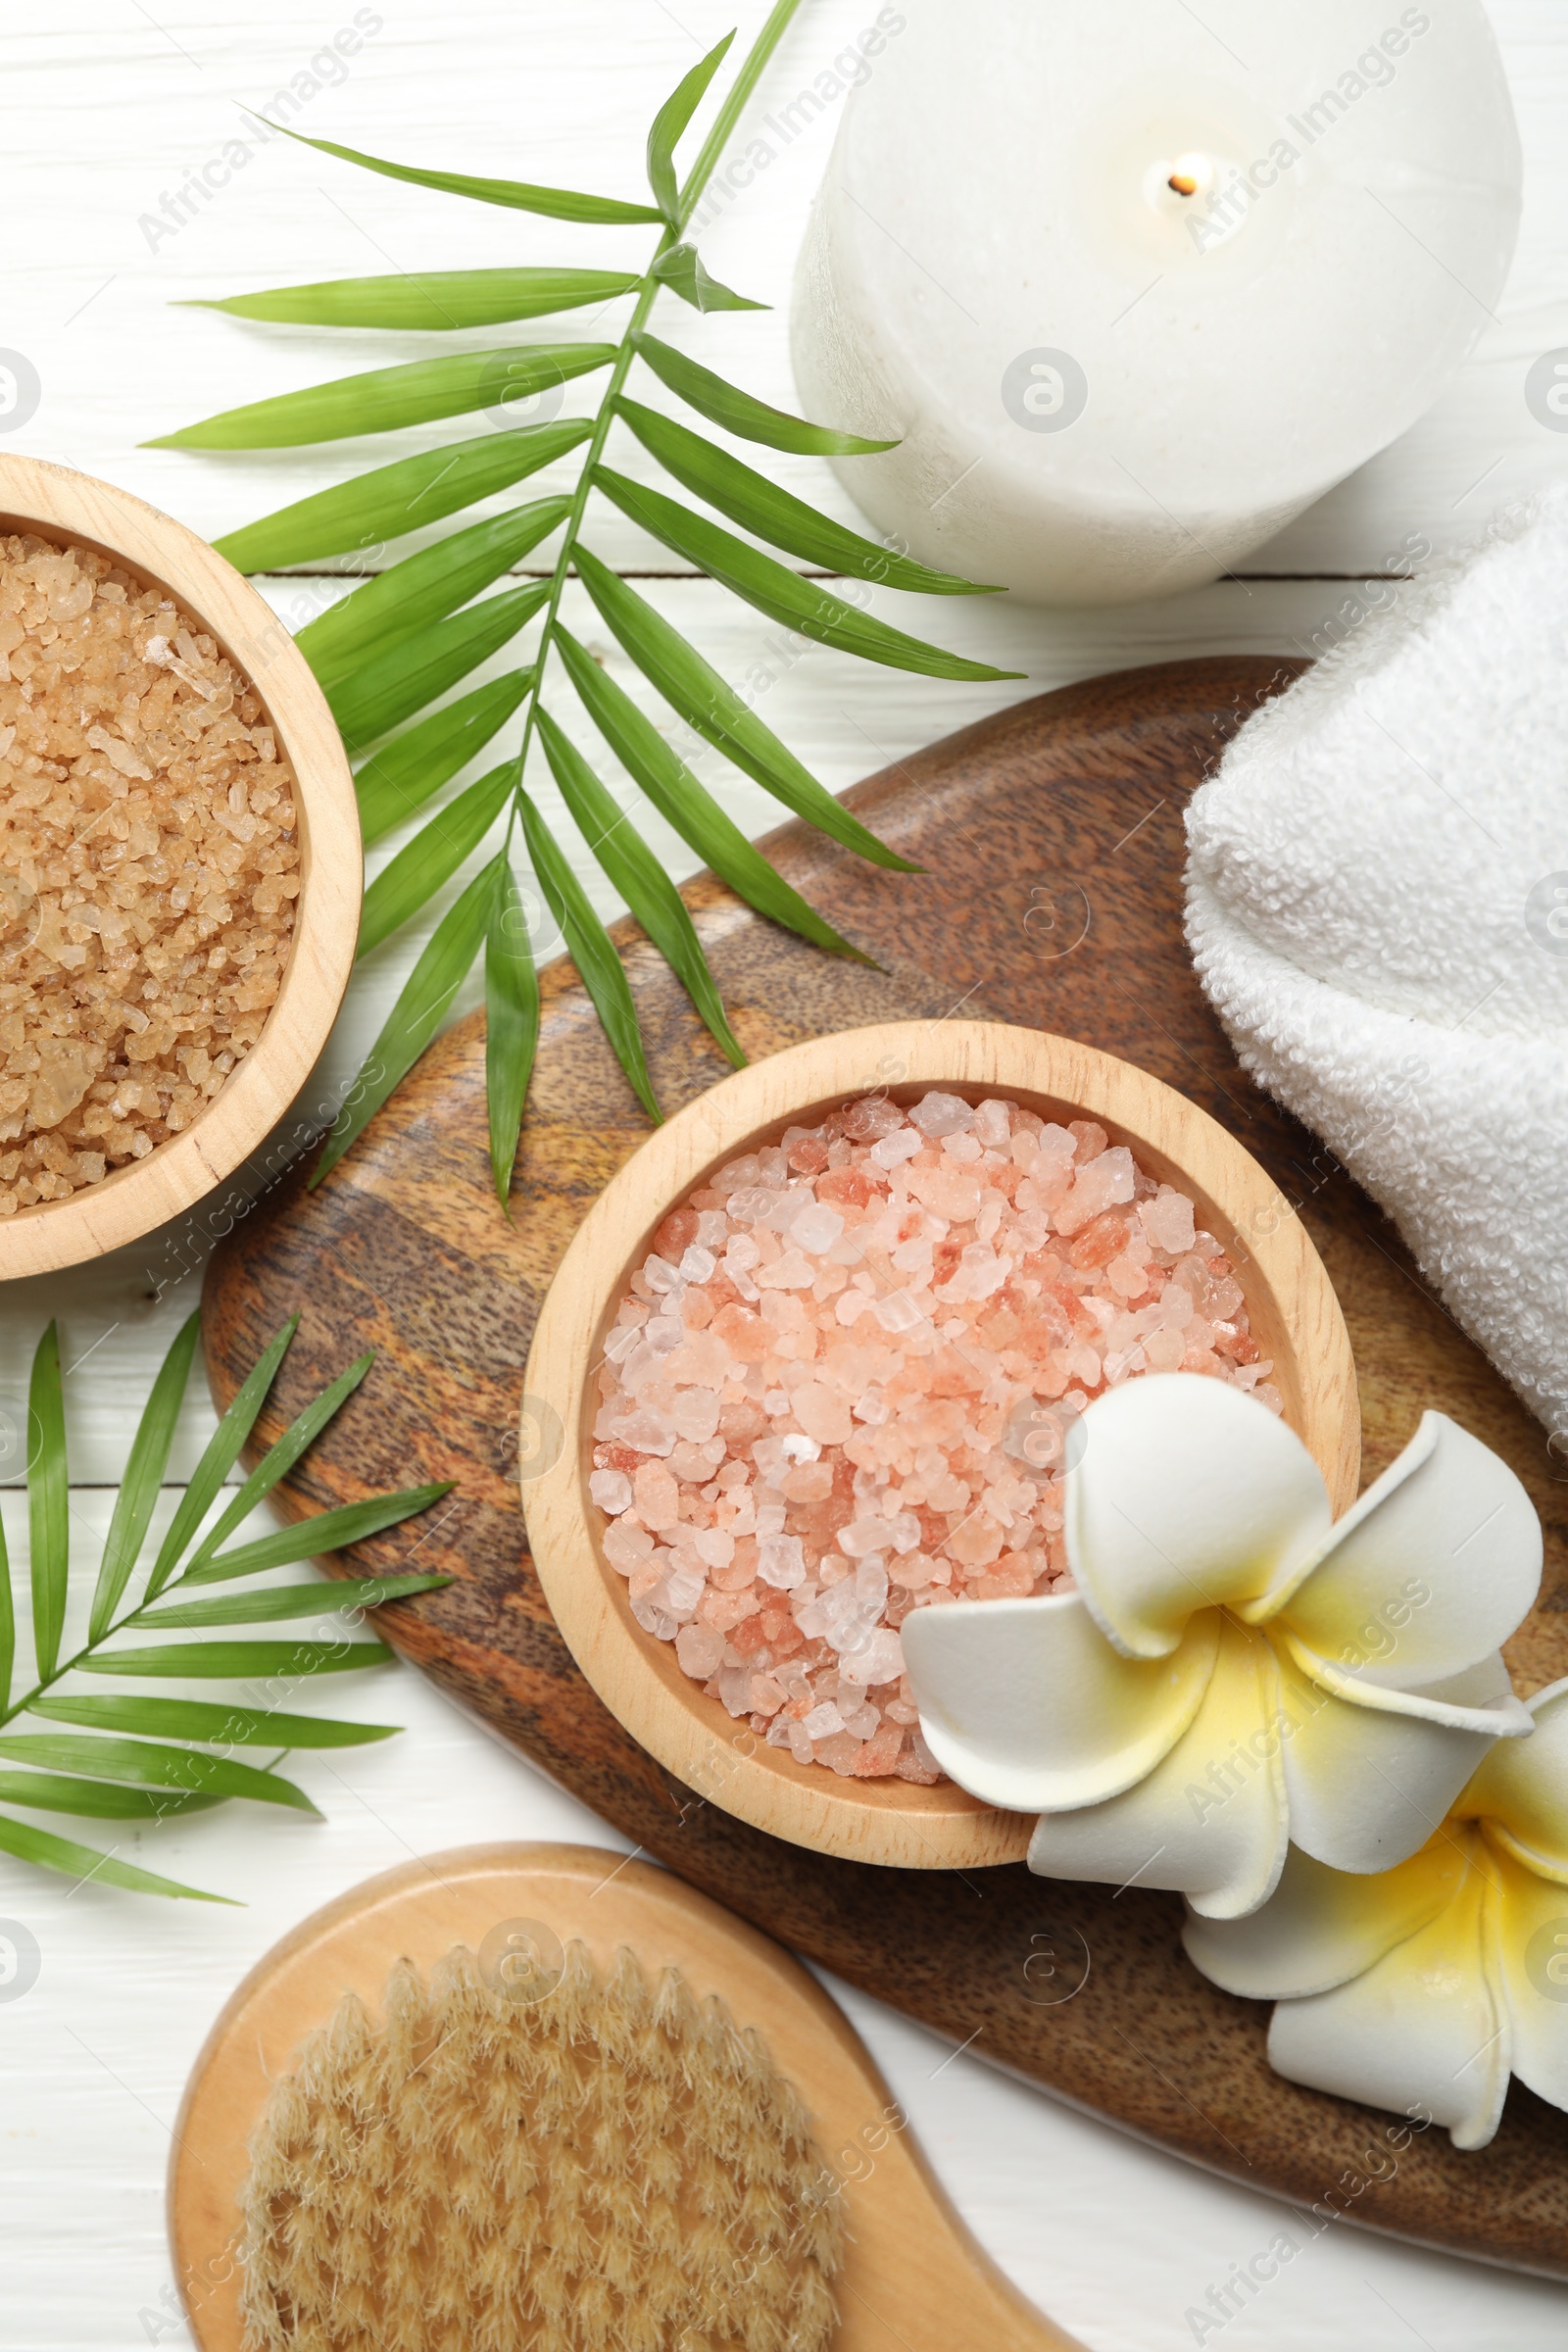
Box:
904;1375;1541;1918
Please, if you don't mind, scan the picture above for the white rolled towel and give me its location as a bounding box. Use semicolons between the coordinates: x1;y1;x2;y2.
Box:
1185;489;1568;1445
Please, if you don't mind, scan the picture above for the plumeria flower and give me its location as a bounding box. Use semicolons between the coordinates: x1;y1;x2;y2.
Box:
903;1375;1540;1919
1185;1681;1568;2149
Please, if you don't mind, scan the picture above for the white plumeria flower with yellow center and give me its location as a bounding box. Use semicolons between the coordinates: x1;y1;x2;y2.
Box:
1185;1681;1568;2149
903;1375;1541;1920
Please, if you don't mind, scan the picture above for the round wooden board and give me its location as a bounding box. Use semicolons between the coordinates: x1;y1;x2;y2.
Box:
170;1841;1072;2351
202;657;1568;2278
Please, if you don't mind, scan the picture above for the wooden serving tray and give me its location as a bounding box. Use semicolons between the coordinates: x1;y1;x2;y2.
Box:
203;658;1568;2279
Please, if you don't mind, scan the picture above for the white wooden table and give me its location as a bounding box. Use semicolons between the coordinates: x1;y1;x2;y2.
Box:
3;5;1567;2345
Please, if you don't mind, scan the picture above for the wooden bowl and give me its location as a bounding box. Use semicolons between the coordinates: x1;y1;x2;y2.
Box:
523;1021;1360;1871
0;453;359;1278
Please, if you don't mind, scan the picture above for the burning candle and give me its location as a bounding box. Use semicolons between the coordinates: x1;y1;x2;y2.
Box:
791;0;1521;604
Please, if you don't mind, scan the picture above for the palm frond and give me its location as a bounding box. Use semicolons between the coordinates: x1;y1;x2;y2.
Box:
162;0;1010;1201
0;1320;452;1900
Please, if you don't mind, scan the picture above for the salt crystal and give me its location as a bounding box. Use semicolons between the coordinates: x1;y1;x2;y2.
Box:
841;1095;906;1142
839;1627;904;1687
603;1523;654;1574
869;1127;921;1168
794;1381;853;1445
679;1244;717;1283
670;1388;722;1444
756;1248;814;1291
633;1461;680;1532
726;1187;784;1225
837;1517;891;1558
802;1700;846;1740
588;1468;633;1514
908;1091;973;1137
676;1622;725;1679
1140;1189;1196;1255
792;1200;845;1253
605;1407;676;1456
758;1535;806;1589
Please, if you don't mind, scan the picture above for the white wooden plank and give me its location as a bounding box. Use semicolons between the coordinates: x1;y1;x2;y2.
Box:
3;1;1567;579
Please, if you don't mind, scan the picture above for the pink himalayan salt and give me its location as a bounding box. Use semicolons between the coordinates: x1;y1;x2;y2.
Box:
592;1093;1279;1785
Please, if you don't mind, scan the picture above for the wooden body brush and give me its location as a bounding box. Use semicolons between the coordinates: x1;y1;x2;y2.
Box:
170;1843;1080;2351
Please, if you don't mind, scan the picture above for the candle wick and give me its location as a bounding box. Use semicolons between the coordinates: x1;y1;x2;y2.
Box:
1168;172;1200;198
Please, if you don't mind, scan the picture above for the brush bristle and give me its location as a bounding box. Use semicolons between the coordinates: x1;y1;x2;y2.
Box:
238;1941;846;2352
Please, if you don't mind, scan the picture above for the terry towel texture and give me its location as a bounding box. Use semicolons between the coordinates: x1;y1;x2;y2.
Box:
1186;489;1568;1445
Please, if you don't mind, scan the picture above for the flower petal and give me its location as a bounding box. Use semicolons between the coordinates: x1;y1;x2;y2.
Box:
1492;1841;1568;2116
1066;1375;1333;1660
1461;1678;1568;1880
1028;1616;1288;1920
1265;1854;1509;2149
904;1592;1218;1813
1273;1638;1530;1875
1183;1837;1467;2001
1271;1411;1542;1687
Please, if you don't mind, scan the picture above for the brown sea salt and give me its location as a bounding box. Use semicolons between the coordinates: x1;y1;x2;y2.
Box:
0;531;300;1213
592;1091;1280;1785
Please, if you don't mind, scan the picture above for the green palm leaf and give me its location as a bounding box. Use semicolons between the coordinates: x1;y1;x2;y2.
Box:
647;32;734;223
185;267;641;331
250;117;664;225
486;863;541;1207
80;1641;395;1679
573;549;917;870
536;707;742;1066
0;1770;223;1820
180;1488;453;1585
147;343;615;451
0;1813;236;1900
516;788;661;1122
88;1312;199;1642
358;761;516;959
355;671;532;847
131;1571;448;1630
313;861;499;1186
554;625;865;959
630;330;896;455
597;467;1018;682
0;1497;13;1714
615;399;992;593
181;1354;375;1578
298;498;568;685
27;1695;399;1747
326;589;545;752
215;420;591;571
650;246;767;314
143;1316;298;1604
26;1325;69;1684
0;1736;317;1813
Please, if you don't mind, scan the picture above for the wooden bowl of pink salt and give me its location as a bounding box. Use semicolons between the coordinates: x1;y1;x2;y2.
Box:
523;1022;1358;1870
0;455;359;1277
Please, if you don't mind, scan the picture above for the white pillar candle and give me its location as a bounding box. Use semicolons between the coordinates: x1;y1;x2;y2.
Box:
791;0;1520;605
